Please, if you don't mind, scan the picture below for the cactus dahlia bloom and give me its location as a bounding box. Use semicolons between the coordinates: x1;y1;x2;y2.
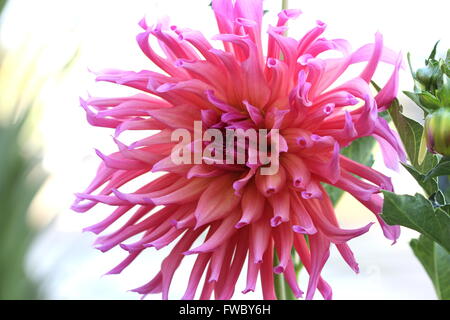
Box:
73;0;405;300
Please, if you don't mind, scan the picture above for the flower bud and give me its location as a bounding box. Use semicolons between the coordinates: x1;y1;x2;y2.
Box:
425;108;450;156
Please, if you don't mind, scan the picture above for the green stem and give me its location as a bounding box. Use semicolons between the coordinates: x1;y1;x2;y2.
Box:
282;0;289;11
274;250;303;300
273;253;286;300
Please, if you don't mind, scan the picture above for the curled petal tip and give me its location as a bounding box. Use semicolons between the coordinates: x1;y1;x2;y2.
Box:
235;221;249;229
273;265;285;274
242;288;255;294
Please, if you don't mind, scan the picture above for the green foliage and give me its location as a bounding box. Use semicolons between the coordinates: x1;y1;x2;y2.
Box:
0;111;47;299
387;97;439;172
381;191;450;253
0;0;7;15
425;157;450;180
381;44;450;299
411;235;450;300
405;43;450;114
402;163;438;196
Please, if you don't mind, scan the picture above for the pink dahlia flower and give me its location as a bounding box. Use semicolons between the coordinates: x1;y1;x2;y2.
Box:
74;0;405;300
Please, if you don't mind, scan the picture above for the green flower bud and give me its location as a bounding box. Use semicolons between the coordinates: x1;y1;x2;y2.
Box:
425;108;450;156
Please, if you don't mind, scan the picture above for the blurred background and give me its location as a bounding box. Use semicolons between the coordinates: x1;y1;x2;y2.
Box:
0;0;448;300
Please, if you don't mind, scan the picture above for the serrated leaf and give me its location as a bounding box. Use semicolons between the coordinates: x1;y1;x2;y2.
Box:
402;163;438;196
324;136;376;205
388;98;438;173
410;235;450;300
426;157;450;180
381;191;450;252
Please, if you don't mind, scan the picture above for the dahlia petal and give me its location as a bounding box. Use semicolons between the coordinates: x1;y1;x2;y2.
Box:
106;250;142;276
306;141;341;184
305;198;374;244
305;232;331;300
354;95;378;137
360;194;401;244
243;100;264;126
360;32;383;83
277;9;302;27
290;192;318;235
375;212;401;244
301;179;323;200
151;178;211;205
255;166;287;196
130;129;174;148
281;153;311;189
146;105;201;130
80;98;121;128
374;135;401;171
95;150;148;171
217;231;248;299
148;227;186;250
187;165;223;179
232;167;257;196
237;183;265;228
331;170;379;202
199;269;215;300
293;233;333;300
83;206;133;235
340;155;393;191
137;30;187;78
201;109;220;127
260;241;277;300
242;254;260;294
250;210;272;263
95;205;176;252
75;192;129;206
213;34;270;107
175;59;227;90
373;117;407;164
187;211;240;254
182;253;211;300
297;20;327;56
273;222;293;274
160;228;206;299
194;175;240;227
132;272;163;295
206;89;240;113
375;53;403;111
282;258;304;298
208;235;233;283
336;243;360;273
268;189;291;227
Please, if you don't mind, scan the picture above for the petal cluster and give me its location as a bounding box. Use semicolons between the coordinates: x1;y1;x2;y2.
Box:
74;0;404;300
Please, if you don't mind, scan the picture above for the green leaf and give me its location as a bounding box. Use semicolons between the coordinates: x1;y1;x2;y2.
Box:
403;91;434;114
324;136;376;205
410;235;450;300
428;41;440;62
381;191;450;253
402;163;438;196
436;74;450;106
426;157;450;180
443;49;450;77
387;98;439;173
419;91;442;110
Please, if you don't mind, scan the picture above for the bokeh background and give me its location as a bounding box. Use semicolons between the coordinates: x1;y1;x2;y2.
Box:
0;0;448;300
